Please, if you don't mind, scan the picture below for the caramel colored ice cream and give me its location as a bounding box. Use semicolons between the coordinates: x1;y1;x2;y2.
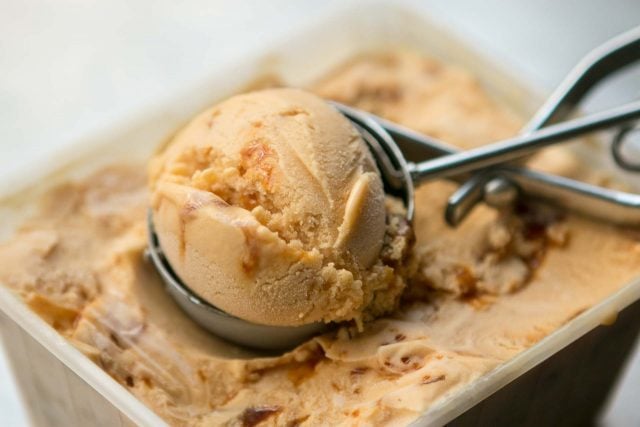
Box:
148;88;405;326
1;51;640;426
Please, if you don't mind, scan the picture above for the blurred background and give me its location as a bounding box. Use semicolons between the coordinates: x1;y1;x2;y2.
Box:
1;0;640;425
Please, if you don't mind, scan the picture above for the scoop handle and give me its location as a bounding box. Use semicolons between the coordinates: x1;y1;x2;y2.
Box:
408;100;640;183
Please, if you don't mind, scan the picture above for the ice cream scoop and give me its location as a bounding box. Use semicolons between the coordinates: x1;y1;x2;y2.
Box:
146;93;640;349
147;31;640;349
149;88;392;327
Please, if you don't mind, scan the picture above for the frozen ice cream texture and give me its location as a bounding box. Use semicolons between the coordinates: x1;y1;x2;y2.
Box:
5;51;640;426
149;88;403;326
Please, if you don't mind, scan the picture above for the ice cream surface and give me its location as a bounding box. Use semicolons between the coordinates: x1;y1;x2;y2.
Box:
1;51;640;426
149;88;406;326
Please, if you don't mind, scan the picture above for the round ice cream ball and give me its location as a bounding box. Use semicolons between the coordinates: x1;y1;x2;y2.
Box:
149;88;387;326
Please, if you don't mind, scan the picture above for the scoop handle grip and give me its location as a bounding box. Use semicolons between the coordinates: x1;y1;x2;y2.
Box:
408;100;640;183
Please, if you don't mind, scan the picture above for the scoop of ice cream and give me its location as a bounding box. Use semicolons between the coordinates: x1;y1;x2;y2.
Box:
149;88;389;326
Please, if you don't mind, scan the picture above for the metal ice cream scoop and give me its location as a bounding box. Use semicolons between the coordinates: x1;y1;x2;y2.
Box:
147;27;640;350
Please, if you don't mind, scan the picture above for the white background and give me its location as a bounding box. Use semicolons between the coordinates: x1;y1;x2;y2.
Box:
1;0;640;425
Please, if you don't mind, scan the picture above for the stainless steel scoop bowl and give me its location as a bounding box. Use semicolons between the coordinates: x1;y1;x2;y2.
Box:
147;28;640;351
143;116;416;351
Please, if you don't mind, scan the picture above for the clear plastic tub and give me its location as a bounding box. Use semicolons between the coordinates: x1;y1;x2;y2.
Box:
1;2;639;426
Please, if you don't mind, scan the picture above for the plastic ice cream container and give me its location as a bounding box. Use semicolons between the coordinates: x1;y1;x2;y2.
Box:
1;2;639;426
